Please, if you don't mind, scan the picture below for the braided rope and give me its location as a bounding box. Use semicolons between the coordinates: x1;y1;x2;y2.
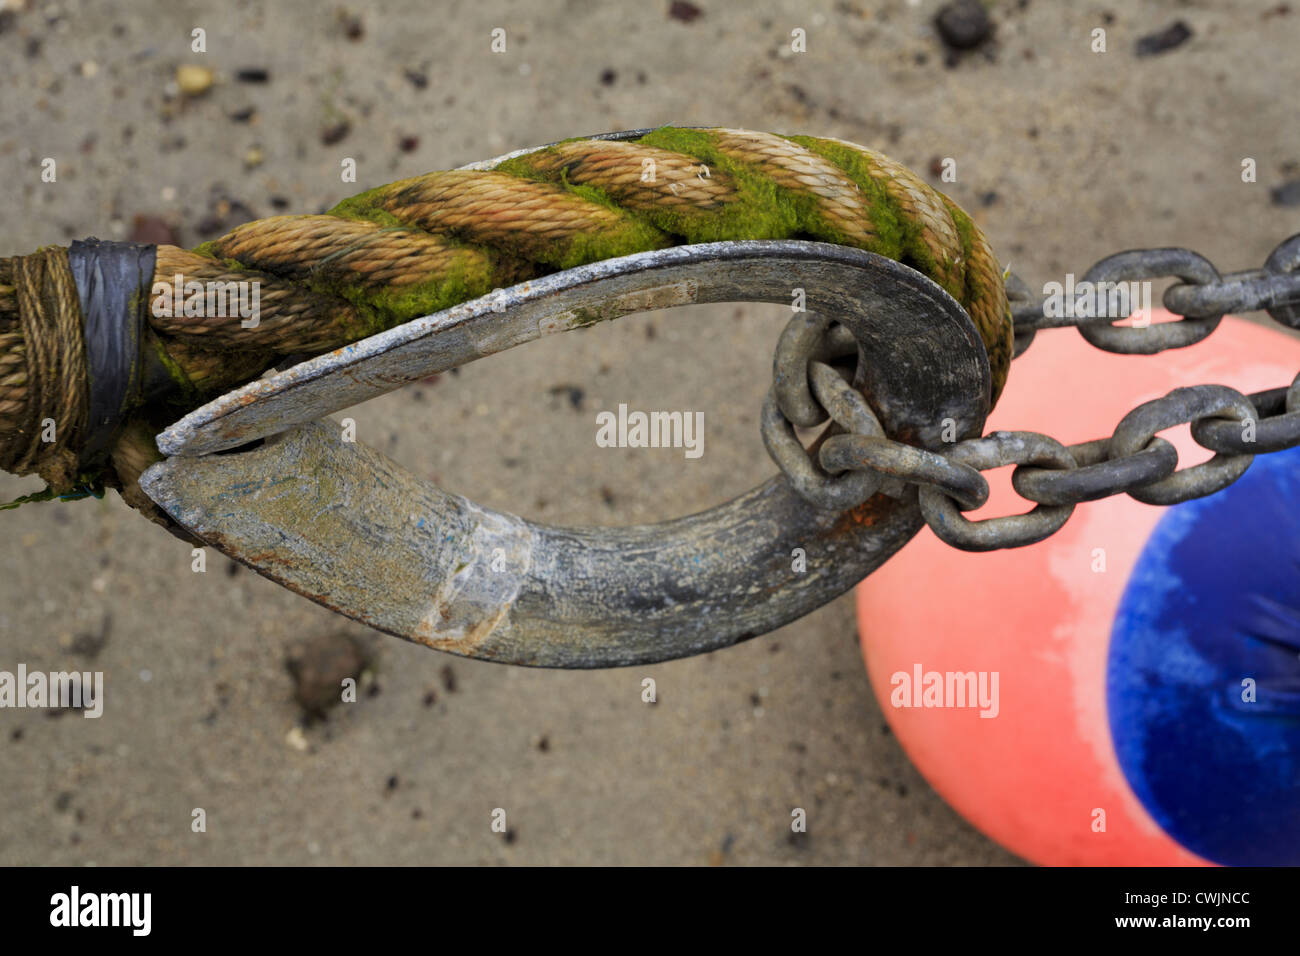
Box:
0;126;1012;518
1;248;87;489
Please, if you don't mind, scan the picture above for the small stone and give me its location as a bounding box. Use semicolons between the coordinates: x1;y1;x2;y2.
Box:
1135;20;1192;57
599;68;617;86
70;617;110;659
176;63;213;95
321;120;351;146
285;632;369;720
934;0;993;50
336;10;364;40
285;726;309;751
128;214;178;245
235;67;270;83
404;68;428;90
398;134;419;152
668;1;702;23
243;145;264;169
195;187;259;236
1270;180;1300;207
547;384;585;410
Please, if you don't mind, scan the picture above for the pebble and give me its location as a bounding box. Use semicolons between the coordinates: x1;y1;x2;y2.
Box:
129;214;177;245
934;0;993;50
337;10;364;40
284;632;369;720
1135;20;1192;56
70;619;110;658
668;0;702;23
1271;180;1300;207
176;63;213;95
321;120;351;146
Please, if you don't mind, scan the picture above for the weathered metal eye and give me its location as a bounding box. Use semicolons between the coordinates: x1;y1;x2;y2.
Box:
142;238;989;668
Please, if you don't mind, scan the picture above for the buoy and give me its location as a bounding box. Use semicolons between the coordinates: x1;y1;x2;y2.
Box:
856;313;1300;866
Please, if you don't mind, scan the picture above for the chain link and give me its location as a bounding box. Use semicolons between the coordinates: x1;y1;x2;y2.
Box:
764;233;1300;551
917;431;1076;551
1012;435;1177;506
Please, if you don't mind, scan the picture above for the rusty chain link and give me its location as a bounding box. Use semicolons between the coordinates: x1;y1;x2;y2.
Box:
764;233;1300;551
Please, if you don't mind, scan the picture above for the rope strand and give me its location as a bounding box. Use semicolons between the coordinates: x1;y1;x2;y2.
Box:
0;127;1012;518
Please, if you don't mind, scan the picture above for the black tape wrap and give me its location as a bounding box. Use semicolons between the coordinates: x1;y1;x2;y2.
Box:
67;238;158;473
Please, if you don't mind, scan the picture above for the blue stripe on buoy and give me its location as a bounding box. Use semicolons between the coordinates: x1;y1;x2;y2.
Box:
1108;445;1300;866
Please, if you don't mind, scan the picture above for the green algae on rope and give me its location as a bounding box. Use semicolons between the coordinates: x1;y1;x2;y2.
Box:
0;126;1013;519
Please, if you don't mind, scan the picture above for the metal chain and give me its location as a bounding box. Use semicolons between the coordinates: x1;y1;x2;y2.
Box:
763;233;1300;551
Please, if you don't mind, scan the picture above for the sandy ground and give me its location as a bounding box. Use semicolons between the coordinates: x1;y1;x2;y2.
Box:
0;0;1296;865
